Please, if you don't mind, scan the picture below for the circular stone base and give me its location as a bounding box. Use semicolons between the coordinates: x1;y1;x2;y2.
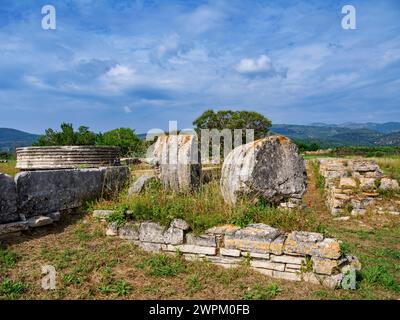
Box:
16;146;121;170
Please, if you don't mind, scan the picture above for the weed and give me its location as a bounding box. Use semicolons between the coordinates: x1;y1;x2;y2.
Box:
138;254;185;277
0;249;19;269
0;278;26;299
361;265;400;292
187;275;202;295
242;283;282;300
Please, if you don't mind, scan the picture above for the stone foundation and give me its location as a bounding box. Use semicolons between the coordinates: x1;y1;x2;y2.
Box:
103;215;360;289
316;158;400;215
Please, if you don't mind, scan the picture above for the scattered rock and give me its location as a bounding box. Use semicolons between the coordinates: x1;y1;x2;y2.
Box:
128;175;155;195
27;216;53;228
379;178;400;191
170;219;190;231
0;221;28;235
106;222;119;236
47;211;61;222
93;210;115;219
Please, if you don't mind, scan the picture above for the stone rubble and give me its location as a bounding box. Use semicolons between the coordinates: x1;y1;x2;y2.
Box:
316;158;400;216
105;218;360;289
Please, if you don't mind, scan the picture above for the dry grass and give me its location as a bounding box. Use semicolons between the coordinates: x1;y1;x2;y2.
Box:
0;160;19;176
1;159;399;300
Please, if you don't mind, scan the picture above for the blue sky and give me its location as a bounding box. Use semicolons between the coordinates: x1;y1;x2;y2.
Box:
0;0;399;134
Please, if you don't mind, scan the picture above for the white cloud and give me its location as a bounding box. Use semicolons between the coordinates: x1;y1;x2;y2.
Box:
99;64;136;91
123;105;132;113
235;54;281;78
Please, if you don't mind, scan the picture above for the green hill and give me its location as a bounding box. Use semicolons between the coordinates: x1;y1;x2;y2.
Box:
0;128;40;151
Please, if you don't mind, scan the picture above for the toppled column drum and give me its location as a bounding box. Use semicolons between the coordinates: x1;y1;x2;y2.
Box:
220;136;307;205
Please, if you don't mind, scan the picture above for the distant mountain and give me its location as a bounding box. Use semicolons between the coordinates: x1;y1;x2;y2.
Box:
0;128;40;151
314;122;400;134
271;123;400;147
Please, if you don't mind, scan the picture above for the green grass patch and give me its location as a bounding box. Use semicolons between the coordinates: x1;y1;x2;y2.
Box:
242;283;282;300
0;278;26;299
136;253;186;277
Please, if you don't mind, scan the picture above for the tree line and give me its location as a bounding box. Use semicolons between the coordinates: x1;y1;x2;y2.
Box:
31;110;325;157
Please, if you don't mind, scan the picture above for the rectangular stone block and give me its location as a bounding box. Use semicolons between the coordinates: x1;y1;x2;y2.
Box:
139;221;166;243
186;233;216;247
252;267;273;277
118;222;140;240
270;254;305;265
220;248;241;257
0;173;18;223
311;256;339;275
225;224;281;254
284;237;341;259
272;270;302;281
250;260;285;271
164;244;216;255
241;252;270;259
206;256;242;266
15;167;129;216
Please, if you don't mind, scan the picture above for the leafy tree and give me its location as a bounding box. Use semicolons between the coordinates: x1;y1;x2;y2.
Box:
34;123;97;146
97;128;143;156
193;109;272;139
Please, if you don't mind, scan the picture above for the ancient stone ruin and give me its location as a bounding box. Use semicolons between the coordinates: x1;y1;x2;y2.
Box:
220;136;307;207
101;214;360;289
316;158;400;216
16;146;121;170
0;146;130;237
151;134;201;191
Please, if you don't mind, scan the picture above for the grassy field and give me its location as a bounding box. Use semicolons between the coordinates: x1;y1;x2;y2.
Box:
0;160;18;176
0;159;399;300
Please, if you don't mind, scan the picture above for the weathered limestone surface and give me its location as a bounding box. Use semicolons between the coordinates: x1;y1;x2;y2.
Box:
152;134;201;191
93;210;115;219
220;136;307;206
0;221;28;235
16;166;129;217
128;175;155;195
16;146;121;170
316;158;400;216
105;219;360;289
0;173;18;223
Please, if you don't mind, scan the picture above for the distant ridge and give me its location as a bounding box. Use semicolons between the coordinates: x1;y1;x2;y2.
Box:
2;122;400;151
0;128;40;151
272;122;400;147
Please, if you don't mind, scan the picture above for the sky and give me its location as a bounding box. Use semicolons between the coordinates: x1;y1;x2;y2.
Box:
0;0;399;134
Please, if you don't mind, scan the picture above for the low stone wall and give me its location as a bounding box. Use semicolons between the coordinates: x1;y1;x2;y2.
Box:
0;166;130;235
102;215;360;289
316;158;400;215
